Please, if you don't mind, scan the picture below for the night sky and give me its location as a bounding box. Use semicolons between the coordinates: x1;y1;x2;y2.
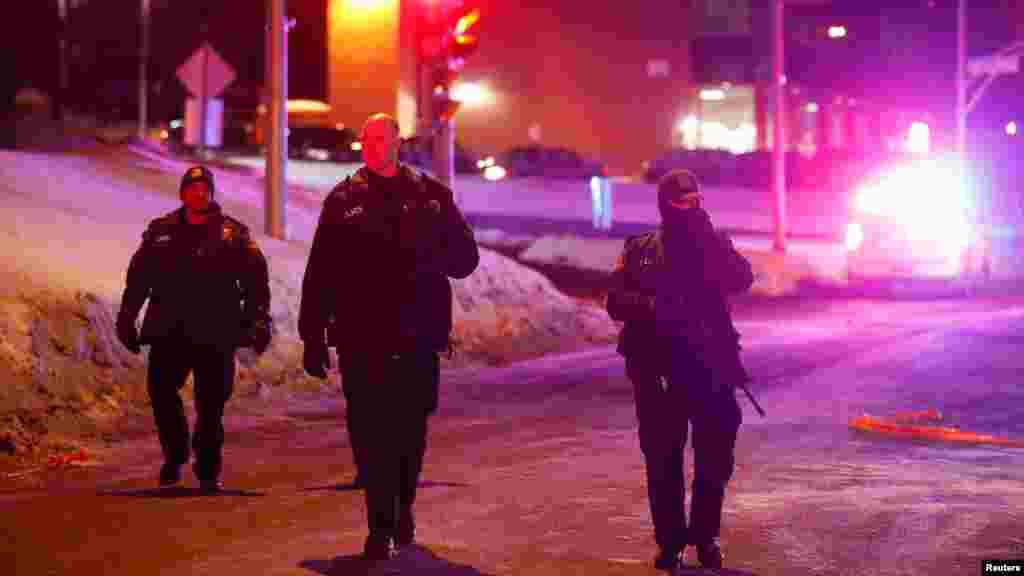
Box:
8;0;326;120
5;0;1023;134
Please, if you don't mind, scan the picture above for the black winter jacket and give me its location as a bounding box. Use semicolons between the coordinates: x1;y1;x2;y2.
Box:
297;165;479;354
606;212;754;386
117;203;272;349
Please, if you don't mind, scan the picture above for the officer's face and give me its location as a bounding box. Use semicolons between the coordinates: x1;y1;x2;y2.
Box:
181;181;211;214
361;118;400;175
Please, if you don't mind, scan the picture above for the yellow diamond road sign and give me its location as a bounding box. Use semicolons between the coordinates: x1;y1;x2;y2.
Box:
176;42;236;98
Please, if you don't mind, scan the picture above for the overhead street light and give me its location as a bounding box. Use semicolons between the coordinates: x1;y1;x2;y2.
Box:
699;88;726;101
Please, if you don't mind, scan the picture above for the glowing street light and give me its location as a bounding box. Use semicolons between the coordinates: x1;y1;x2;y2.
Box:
827;25;847;39
451;82;489;106
699;88;726;101
1006;121;1018;136
907;121;931;154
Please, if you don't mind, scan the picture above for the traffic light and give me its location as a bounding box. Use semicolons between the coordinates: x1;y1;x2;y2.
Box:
445;6;480;62
421;3;480;126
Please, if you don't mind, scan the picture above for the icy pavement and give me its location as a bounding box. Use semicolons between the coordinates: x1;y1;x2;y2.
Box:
4;297;1023;576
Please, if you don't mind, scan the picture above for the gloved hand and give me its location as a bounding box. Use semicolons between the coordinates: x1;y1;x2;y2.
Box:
621;292;656;314
116;320;142;354
302;340;330;379
247;319;273;355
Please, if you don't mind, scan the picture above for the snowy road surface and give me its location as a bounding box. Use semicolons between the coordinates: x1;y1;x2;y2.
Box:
4;294;1023;575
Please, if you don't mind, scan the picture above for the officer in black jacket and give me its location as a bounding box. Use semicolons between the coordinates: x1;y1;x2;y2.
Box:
116;165;272;492
606;169;754;572
298;113;479;560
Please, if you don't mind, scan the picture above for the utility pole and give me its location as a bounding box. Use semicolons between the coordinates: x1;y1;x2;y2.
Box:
265;0;289;240
138;0;150;140
57;0;69;121
434;114;455;192
772;0;787;253
956;0;967;180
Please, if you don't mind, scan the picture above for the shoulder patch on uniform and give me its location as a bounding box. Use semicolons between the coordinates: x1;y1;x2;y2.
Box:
327;177;354;202
146;215;175;243
343;204;364;219
624;233;650;250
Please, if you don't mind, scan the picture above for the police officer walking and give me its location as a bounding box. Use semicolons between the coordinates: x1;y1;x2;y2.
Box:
298;113;479;560
116;165;272;492
606;169;754;571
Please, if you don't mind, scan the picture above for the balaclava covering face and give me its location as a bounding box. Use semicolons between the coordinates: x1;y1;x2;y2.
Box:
657;169;712;237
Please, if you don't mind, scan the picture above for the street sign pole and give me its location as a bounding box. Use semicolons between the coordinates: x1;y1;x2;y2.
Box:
200;44;209;155
175;41;235;150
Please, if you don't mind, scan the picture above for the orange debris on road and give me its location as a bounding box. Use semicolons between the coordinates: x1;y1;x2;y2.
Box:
849;411;1024;449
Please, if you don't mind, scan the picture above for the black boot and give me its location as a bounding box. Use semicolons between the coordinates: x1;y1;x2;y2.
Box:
193;463;222;493
159;462;182;487
696;539;724;570
654;547;680;571
199;479;224;493
363;534;392;561
395;509;415;547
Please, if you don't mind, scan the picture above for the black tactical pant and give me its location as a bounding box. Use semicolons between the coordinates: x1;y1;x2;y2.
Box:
341;348;438;545
147;341;236;482
626;353;742;554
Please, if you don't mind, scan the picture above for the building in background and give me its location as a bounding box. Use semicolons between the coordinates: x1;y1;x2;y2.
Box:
327;0;691;176
684;0;1024;158
11;0;1024;175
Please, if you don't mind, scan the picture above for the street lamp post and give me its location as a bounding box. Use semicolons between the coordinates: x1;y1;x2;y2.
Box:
139;0;150;140
772;0;787;253
956;0;967;181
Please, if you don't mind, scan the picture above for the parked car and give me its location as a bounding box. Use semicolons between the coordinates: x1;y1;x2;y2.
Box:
287;126;361;162
399;136;481;174
498;145;605;179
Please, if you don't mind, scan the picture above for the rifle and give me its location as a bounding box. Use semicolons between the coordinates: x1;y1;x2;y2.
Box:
736;380;766;417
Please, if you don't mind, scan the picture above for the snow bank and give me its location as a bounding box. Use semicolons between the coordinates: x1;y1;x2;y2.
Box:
0;143;617;456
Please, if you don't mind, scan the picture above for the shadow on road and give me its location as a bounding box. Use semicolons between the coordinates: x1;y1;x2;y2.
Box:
97;486;266;498
678;566;758;576
794;278;1019;301
300;544;496;575
303;480;470;493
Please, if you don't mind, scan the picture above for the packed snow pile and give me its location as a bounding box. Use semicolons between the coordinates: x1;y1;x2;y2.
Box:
0;144;618;456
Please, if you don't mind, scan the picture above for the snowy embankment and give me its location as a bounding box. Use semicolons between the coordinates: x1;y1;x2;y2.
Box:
0;144;618;456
